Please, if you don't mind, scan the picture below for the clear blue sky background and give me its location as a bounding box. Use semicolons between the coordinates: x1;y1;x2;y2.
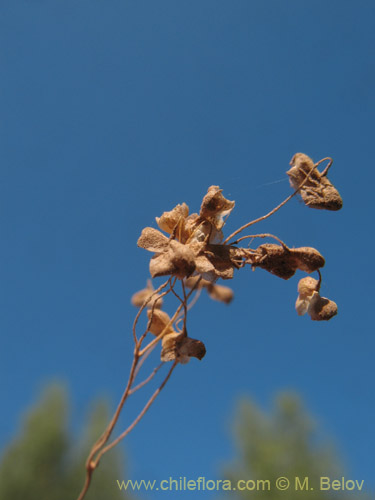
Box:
1;1;374;498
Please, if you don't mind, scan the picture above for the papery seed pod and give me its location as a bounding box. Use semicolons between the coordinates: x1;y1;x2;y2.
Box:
156;203;189;234
147;309;174;336
184;276;208;289
287;153;343;211
161;331;206;363
308;293;338;321
161;332;184;362
178;337;206;361
207;283;234;304
297;277;319;297
131;281;163;309
292;247;325;273
255;244;296;280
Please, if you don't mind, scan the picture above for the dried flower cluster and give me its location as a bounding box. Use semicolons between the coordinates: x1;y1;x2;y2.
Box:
131;152;342;365
77;152;343;500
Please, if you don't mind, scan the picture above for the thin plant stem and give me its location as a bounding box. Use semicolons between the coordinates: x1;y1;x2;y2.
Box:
93;361;178;461
223;160;322;244
132;341;158;381
315;157;333;176
77;353;140;500
187;285;202;312
139;279;201;357
138;285;174;348
129;362;165;395
132;279;170;344
231;233;288;248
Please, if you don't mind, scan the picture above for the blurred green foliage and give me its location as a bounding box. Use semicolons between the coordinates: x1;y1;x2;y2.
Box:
224;392;370;499
0;384;129;500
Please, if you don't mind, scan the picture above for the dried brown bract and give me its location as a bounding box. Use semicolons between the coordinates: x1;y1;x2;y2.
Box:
137;227;169;253
200;185;235;230
156;203;190;242
161;331;206;364
287;153;343;211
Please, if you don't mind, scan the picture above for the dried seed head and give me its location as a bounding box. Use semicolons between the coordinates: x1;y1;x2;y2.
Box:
200;186;235;229
147;309;174;336
207;283;234;304
156;203;189;235
137;227;169;252
308;293;338;321
161;331;206;364
291;247;325;273
131;281;163;309
287;153;343;211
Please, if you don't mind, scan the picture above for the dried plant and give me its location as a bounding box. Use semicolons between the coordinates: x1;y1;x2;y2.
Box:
76;153;342;500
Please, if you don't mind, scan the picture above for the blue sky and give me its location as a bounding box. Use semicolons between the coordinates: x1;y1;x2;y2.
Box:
1;0;374;498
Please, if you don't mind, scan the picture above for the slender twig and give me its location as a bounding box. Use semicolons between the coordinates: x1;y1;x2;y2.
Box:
138;285;173;348
132;341;158;381
231;233;288;248
316;269;322;291
181;280;188;332
93;361;178;461
187;285;202;312
129;362;164;395
77;353;140;500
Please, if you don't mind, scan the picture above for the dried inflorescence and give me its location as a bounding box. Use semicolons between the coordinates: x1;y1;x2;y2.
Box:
137;186;240;282
287;153;343;211
135;158;342;363
77;152;344;500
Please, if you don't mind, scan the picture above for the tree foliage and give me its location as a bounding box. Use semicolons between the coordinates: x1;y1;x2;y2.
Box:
224;392;369;499
0;384;129;500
